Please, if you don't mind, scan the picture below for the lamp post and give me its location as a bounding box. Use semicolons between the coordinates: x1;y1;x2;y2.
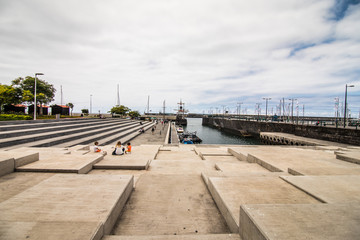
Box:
344;84;355;128
262;98;271;121
90;94;93;114
34;73;44;120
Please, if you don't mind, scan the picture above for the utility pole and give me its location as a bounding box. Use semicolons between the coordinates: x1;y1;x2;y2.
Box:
344;84;355;128
147;95;150;114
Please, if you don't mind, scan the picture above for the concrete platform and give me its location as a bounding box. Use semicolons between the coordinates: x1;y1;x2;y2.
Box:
93;145;160;170
112;174;229;236
201;171;289;188
0;172;55;203
149;160;206;174
16;152;104;174
0;151;39;167
214;162;269;173
240;204;360;240
103;234;241;240
288;166;360;175
208;176;320;233
336;150;360;164
229;146;358;173
195;147;232;160
88;169;147;188
281;175;360;203
0;174;134;239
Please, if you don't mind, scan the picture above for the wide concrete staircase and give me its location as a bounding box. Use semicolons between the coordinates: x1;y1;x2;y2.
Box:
0;118;154;149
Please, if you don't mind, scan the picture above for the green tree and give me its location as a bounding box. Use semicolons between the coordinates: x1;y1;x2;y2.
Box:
0;84;22;113
81;109;89;114
12;76;56;115
129;110;140;118
110;105;130;116
67;103;74;116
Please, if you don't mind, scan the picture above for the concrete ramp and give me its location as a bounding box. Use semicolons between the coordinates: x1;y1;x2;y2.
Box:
0;174;134;240
281;175;360;203
240;204;360;240
207;176;320;233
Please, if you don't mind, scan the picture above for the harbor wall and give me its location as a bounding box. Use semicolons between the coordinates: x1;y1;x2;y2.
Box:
202;117;360;146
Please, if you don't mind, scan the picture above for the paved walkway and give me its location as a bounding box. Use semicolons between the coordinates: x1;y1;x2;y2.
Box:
128;122;168;146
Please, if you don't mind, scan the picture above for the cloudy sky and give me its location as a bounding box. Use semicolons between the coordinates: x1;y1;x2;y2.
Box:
1;0;360;116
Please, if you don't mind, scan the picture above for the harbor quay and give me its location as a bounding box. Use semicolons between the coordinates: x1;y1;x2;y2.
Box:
1;118;360;239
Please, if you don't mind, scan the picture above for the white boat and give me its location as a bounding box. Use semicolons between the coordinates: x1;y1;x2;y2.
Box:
176;127;184;133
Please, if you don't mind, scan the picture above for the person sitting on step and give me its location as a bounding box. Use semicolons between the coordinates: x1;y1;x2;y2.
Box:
112;141;125;155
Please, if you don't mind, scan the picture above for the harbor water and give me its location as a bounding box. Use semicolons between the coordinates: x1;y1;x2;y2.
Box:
183;118;262;145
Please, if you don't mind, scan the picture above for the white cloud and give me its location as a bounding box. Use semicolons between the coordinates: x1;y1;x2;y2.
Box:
0;0;359;116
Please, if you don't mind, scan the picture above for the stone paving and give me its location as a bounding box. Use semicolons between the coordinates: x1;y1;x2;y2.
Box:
1;133;360;239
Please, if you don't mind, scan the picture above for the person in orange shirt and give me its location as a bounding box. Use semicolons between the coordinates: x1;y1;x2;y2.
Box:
126;142;132;154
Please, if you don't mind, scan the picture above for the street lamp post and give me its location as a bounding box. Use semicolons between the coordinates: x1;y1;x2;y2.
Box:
34;73;44;120
344;84;355;128
262;98;271;121
90;95;93;114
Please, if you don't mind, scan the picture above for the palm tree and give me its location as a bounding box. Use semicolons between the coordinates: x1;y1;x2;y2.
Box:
67;103;74;116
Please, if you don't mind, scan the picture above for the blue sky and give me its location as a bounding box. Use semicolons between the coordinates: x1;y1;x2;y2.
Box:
0;0;359;117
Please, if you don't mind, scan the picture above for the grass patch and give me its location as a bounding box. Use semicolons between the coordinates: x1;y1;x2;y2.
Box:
0;114;32;121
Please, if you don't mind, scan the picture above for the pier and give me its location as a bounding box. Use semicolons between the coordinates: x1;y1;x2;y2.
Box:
1;118;360;239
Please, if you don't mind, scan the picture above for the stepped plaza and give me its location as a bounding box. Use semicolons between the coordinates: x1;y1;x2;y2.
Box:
1;118;360;240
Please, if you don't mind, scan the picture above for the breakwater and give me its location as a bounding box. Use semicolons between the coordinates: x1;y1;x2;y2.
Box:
202;117;360;146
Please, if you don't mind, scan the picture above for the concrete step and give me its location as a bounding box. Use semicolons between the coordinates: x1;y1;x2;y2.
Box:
0;120;137;149
54;122;154;148
15;122;141;149
102;234;241;240
100;122;155;146
0;118;126;138
0;117;115;131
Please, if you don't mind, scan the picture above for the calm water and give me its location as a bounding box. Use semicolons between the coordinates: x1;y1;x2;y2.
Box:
183;118;262;145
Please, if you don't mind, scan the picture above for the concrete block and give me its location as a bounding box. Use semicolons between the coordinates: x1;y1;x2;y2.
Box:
0;157;14;177
281;175;360;203
208;176;320;233
0;174;134;239
240;204;360;240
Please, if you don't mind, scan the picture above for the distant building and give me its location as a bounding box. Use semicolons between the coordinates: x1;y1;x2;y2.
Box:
4;104;26;114
28;105;49;115
51;105;70;115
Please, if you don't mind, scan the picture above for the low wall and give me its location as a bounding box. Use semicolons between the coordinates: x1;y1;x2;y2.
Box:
202;117;360;146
